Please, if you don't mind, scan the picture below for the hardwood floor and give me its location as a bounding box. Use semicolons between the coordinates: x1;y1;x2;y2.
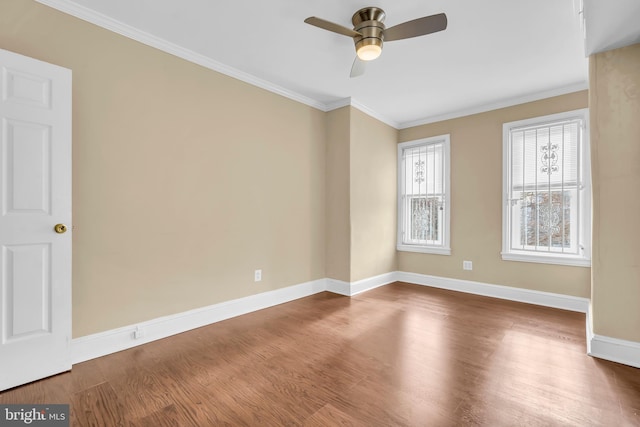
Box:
2;282;639;426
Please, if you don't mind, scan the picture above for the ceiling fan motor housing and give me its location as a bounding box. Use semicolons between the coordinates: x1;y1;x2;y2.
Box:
352;7;386;59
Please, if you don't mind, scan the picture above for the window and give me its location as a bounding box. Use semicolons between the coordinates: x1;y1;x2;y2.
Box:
502;109;591;266
397;135;450;255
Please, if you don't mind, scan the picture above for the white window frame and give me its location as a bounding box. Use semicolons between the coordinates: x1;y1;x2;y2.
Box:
502;109;591;267
397;135;451;255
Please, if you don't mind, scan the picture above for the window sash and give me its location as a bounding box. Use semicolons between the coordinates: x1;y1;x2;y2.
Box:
509;189;578;254
404;195;444;245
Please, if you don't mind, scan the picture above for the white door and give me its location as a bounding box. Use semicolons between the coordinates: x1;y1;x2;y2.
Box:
0;49;72;391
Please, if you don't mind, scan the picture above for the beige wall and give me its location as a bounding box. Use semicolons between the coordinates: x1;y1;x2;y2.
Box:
350;108;398;281
0;0;326;337
5;0;622;341
325;107;351;282
325;107;398;282
590;43;640;342
398;92;591;297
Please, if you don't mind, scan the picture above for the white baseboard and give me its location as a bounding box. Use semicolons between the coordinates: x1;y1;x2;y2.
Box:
396;271;590;313
72;279;326;364
399;272;640;368
586;303;594;354
326;272;397;296
351;272;397;295
326;278;350;296
589;334;640;369
75;271;640;369
586;305;640;368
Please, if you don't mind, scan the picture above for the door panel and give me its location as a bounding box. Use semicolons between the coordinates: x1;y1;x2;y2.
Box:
3;66;52;109
0;48;71;391
3;243;51;340
4;120;51;214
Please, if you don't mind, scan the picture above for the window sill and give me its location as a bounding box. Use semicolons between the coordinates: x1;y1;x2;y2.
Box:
397;244;451;256
501;252;591;267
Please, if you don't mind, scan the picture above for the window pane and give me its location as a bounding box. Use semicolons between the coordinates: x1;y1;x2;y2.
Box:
411;197;440;242
520;191;572;250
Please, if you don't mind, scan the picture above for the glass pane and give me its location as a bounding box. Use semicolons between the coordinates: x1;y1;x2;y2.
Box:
411;197;440;241
520;191;571;249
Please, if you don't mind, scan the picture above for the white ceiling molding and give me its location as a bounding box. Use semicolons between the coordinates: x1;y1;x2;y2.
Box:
398;82;589;129
323;97;352;112
349;99;399;129
35;0;593;131
319;97;399;129
35;0;326;111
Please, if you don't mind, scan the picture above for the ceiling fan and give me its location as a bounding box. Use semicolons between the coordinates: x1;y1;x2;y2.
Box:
304;7;448;77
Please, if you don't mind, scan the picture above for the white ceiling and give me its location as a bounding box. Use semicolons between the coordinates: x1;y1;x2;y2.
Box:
36;0;640;128
582;0;640;55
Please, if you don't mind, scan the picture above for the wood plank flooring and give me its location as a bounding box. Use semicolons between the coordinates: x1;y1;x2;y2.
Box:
2;282;639;426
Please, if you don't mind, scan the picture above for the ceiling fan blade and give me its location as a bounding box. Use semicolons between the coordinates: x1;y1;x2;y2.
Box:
350;57;366;78
384;13;447;42
304;17;362;38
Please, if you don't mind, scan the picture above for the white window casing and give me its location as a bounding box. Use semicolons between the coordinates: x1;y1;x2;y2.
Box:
502;109;591;267
397;135;451;255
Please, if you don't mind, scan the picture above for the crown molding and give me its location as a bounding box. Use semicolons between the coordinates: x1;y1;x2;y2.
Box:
310;82;588;130
324;97;352;111
350;98;400;129
397;82;589;129
35;0;588;132
35;0;326;111
324;97;399;129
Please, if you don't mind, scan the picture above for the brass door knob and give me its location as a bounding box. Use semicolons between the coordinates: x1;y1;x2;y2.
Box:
54;224;68;234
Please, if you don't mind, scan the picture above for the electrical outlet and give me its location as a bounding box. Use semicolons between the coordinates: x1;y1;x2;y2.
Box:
463;260;473;271
254;269;262;282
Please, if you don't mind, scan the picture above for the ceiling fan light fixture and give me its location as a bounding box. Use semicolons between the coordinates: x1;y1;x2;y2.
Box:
304;6;448;76
352;7;385;61
357;43;382;61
